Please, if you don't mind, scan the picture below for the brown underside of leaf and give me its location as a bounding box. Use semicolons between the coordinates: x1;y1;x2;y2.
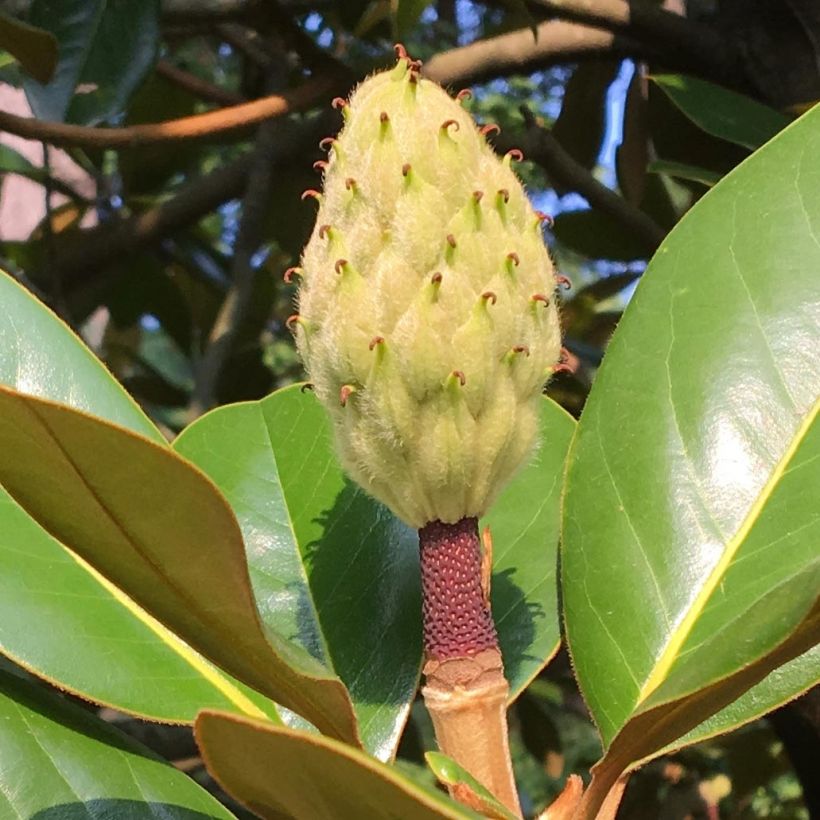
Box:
576;600;820;819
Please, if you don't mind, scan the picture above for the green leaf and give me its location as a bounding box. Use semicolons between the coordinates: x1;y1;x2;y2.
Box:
0;482;283;724
196;711;476;819
0;273;355;737
0;386;360;745
425;752;518;820
394;0;431;36
650;74;790;151
174;386;421;761
23;0;160;125
0;268;162;442
483;397;575;699
0;12;56;83
562;102;820;812
553;209;655;261
552;62;620;179
0;667;236;819
648;159;721;188
0;144;83;201
666;644;820;753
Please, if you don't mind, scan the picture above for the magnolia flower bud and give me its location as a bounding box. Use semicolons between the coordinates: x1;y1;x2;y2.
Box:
294;57;562;527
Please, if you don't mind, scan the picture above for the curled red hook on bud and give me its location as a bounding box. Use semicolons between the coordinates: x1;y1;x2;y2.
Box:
481;291;497;305
479;123;501;137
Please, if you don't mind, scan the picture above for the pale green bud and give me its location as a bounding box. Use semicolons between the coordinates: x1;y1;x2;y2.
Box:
294;57;562;528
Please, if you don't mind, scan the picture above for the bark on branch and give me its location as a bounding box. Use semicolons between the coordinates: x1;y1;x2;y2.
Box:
517;107;667;252
0;76;339;149
424;18;655;87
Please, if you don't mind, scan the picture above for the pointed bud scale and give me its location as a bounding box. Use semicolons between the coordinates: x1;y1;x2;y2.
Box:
295;63;561;527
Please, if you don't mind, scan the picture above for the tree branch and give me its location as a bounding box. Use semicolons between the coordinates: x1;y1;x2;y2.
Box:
530;0;738;84
188;105;284;417
517;106;666;251
423;18;656;87
155;58;245;105
0;75;339;149
61;155;253;293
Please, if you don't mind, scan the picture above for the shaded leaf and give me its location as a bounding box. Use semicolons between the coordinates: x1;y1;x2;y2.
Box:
0;11;56;83
174;386;421;761
426;752;518;820
648;159;721;188
553;62;620;183
23;0;160;125
196;711;476;819
651;74;790;151
0;667;236;819
666;643;820;753
0;143;84;201
394;0;431;36
483;397;575;699
553;209;654;261
562;102;820;812
616;68;649;206
0;386;359;745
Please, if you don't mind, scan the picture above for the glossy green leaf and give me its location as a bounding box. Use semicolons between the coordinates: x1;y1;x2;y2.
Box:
483;397;575;699
196;711;476;819
0;12;56;83
562;100;820;811
0;268;161;440
648;159;721;188
174;386;421;761
23;0;160;125
0;667;236;819
651;74;789;150
0;484;283;724
425;752;517;820
0;269;281;723
0;386;359;745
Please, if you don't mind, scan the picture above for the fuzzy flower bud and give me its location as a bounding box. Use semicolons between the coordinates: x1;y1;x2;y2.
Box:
294;57;562;527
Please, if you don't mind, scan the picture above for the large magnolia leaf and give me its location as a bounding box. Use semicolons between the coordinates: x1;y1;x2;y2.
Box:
0;271;277;722
174;386;422;761
0;271;281;725
0;483;283;724
0;667;236;819
562;100;820;815
651;75;789;151
196;711;476;819
0;386;359;744
23;0;160;125
0;268;162;442
483;397;575;699
175;390;573;757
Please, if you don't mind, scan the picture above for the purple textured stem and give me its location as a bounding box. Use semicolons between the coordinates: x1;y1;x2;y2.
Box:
418;517;499;660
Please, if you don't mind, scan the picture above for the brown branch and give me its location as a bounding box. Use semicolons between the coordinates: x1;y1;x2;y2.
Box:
530;0;734;80
423;18;656;87
155;58;245;105
188;81;288;417
518;106;667;252
61;154;253;292
0;75;340;149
